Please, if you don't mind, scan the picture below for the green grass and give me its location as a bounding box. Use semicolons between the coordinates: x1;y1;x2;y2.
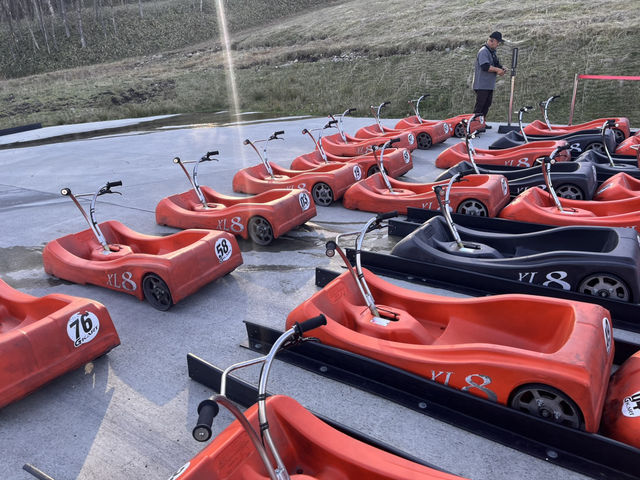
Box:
1;0;639;128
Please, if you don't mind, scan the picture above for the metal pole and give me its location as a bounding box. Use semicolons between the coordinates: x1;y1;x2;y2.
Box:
507;48;518;126
568;73;579;125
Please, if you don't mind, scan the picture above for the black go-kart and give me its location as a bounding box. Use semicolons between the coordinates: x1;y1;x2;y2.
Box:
489;106;618;159
390;172;640;303
436;114;598;200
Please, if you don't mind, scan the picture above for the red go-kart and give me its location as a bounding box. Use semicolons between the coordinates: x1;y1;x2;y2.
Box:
155;151;316;246
343;139;510;215
0;278;120;408
232;131;362;206
43;181;242;310
289;121;413;178
175;315;466;480
522;95;630;143
354;101;450;150
615;134;640;156
394;94;486;138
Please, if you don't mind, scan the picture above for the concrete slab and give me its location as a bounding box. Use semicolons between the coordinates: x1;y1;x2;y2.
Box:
0;115;633;480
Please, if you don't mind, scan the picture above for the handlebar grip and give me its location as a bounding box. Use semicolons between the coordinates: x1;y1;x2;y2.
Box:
274;130;284;136
301;128;309;134
383;101;391;106
556;144;572;152
207;150;219;157
173;157;181;164
325;240;337;257
107;181;122;189
552;95;560;100
294;314;327;336
60;187;71;196
328;119;338;126
243;139;251;145
376;211;398;221
389;137;401;146
347;108;356;114
192;399;219;442
605;119;616;126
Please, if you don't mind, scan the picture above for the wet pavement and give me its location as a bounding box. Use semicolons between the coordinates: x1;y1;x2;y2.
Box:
0;114;629;480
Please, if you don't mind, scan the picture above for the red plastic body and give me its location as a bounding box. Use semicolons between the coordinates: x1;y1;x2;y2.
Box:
173;395;466;480
523;118;630;139
155;187;316;238
615;133;640;156
594;173;640;201
286;269;614;433
436;140;571;169
342;173;510;216
600;351;640;448
0;279;120;408
355;120;450;148
499;187;640;231
395;114;485;137
232;162;361;202
290;147;413;178
321;132;417;157
42;221;242;304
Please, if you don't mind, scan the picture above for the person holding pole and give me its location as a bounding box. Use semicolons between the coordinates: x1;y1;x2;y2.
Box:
473;31;507;127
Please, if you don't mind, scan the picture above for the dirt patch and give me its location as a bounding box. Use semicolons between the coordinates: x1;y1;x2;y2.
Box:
107;80;176;106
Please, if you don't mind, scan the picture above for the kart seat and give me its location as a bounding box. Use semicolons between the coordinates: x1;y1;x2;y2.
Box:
353;305;438;345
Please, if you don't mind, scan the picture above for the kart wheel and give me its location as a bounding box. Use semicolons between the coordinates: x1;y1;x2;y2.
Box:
416;132;433;150
312;182;334;206
142;273;173;311
585;142;605;154
456;199;488;216
510;384;584;430
454;122;466;138
555;184;584;200
248;216;274;246
578;273;631;302
613;128;625;144
367;165;380;176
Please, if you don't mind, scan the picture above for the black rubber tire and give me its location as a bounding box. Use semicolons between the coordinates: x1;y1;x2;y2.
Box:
578;273;631;302
367;165;380;177
142;273;173;311
454;122;466;138
584;142;605;154
456;199;488;216
613;128;625;144
416;132;433;150
312;182;334;206
555;184;585;200
510;383;584;430
248;216;274;246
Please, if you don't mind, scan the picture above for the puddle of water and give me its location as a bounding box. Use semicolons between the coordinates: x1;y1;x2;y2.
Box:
0;187;62;210
0;245;70;289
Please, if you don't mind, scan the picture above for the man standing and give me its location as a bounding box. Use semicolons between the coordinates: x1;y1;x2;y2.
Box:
473;31;506;126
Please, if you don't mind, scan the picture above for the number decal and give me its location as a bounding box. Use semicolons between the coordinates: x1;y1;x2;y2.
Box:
542;271;571;290
215;237;232;262
569;143;582;154
443;123;450;134
461;374;497;401
107;272;137;291
67;311;100;347
407;133;415;145
603;317;612;354
230;216;244;233
623;391;640;418
403;150;410;163
353;165;362;181
298;191;311;211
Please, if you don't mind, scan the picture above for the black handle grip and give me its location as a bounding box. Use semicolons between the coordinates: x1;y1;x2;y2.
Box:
389;137;401;146
294;314;327;335
274;130;284;136
328;119;338;126
173;157;181;164
382;101;391;106
556;144;572;152
192;399;219;442
243;139;251;145
301;128;309;134
376;210;398;221
107;181;122;188
420;93;430;98
552;95;560;100
60;187;71;196
347;108;356;114
325;240;337;257
206;150;219;157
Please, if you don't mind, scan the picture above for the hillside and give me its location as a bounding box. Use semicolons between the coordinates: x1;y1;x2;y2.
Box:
1;0;639;128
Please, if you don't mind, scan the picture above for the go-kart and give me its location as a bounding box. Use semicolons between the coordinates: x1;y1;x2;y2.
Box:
354;101;450;150
232;131;362;206
393;94;485;138
43;181;242;310
499;145;640;233
0;278;120;408
155;151;316;246
286;213;615;434
320;108;418;157
342;139;510;215
177;315;464;480
436;112;571;169
595;172;640;201
437;118;597;199
391;173;640;303
575;121;640;185
615;132;640;156
522;95;630;143
489;106;618;159
289;121;413;178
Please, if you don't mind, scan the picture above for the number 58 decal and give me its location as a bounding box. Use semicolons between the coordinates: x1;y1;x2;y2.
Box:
215;237;233;262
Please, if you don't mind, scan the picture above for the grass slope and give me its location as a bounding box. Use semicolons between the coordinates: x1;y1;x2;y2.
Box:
1;0;639;128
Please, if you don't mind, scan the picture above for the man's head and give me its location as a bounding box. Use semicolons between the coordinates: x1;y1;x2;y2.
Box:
487;31;503;48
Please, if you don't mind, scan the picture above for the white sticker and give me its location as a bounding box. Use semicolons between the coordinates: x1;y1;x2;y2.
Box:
408;133;415;145
168;462;190;480
403;150;410;163
603;317;612;354
298;191;311;211
443;123;450;134
215;237;233;262
622;391;640;418
501;177;508;196
353;165;362;181
67;311;100;348
596;183;612;194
